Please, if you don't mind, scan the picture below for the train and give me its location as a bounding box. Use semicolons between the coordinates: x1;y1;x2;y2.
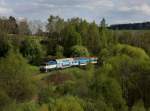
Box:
40;57;98;72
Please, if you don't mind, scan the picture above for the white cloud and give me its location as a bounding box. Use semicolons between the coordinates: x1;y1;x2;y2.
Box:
31;0;114;9
74;0;114;10
118;3;150;15
0;0;13;15
0;7;13;15
139;4;150;15
1;0;150;24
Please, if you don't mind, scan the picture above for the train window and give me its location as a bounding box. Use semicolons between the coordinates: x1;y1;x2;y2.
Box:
48;61;57;65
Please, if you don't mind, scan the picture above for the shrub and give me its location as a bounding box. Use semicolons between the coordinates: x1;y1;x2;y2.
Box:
50;96;84;111
0;90;11;110
0;51;37;102
70;45;89;57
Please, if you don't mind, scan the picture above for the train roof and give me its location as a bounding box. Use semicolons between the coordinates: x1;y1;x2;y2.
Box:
42;57;98;63
56;58;74;61
73;57;98;59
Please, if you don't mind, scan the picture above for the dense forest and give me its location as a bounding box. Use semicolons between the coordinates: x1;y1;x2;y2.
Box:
110;22;150;30
0;16;150;111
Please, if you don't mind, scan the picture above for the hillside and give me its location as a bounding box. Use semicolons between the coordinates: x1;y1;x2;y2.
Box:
0;16;150;111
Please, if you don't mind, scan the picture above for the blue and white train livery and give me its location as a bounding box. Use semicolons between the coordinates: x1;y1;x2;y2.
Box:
40;57;98;72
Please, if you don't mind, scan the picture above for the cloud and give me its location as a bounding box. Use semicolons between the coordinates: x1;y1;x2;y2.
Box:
74;0;114;11
0;7;13;14
27;0;114;11
119;3;150;15
134;4;150;15
0;0;13;15
1;0;150;24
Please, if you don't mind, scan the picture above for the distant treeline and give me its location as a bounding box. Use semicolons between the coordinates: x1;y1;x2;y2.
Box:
110;22;150;30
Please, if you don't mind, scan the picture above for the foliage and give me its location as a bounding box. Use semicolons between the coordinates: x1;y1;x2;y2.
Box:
49;96;84;111
38;86;56;105
2;101;39;111
90;68;128;111
0;15;150;111
0;32;11;57
0;90;11;110
131;100;146;111
0;16;18;34
70;45;90;57
62;24;82;56
0;51;37;103
18;19;31;35
20;38;45;65
115;30;150;56
87;22;101;54
102;44;150;107
113;44;150;60
55;45;64;58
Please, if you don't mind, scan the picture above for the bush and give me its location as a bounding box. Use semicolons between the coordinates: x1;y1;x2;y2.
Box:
2;101;39;111
0;51;37;102
70;45;89;57
50;96;84;111
19;102;39;111
0;90;11;110
113;44;149;60
38;86;56;105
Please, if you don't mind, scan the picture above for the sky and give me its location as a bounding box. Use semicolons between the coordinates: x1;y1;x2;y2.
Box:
0;0;150;24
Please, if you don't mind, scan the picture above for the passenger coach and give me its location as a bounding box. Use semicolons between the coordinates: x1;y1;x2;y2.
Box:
40;57;98;72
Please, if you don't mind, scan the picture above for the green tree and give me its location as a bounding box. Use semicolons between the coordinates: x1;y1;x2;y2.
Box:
18;19;31;35
91;68;127;111
20;38;44;65
116;31;150;56
102;44;150;107
0;16;18;34
70;45;89;57
55;45;64;58
78;20;89;46
47;15;64;34
0;51;37;102
99;18;109;49
62;25;82;56
87;22;101;54
63;25;82;46
47;15;65;43
0;32;11;57
100;18;106;29
8;16;18;34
